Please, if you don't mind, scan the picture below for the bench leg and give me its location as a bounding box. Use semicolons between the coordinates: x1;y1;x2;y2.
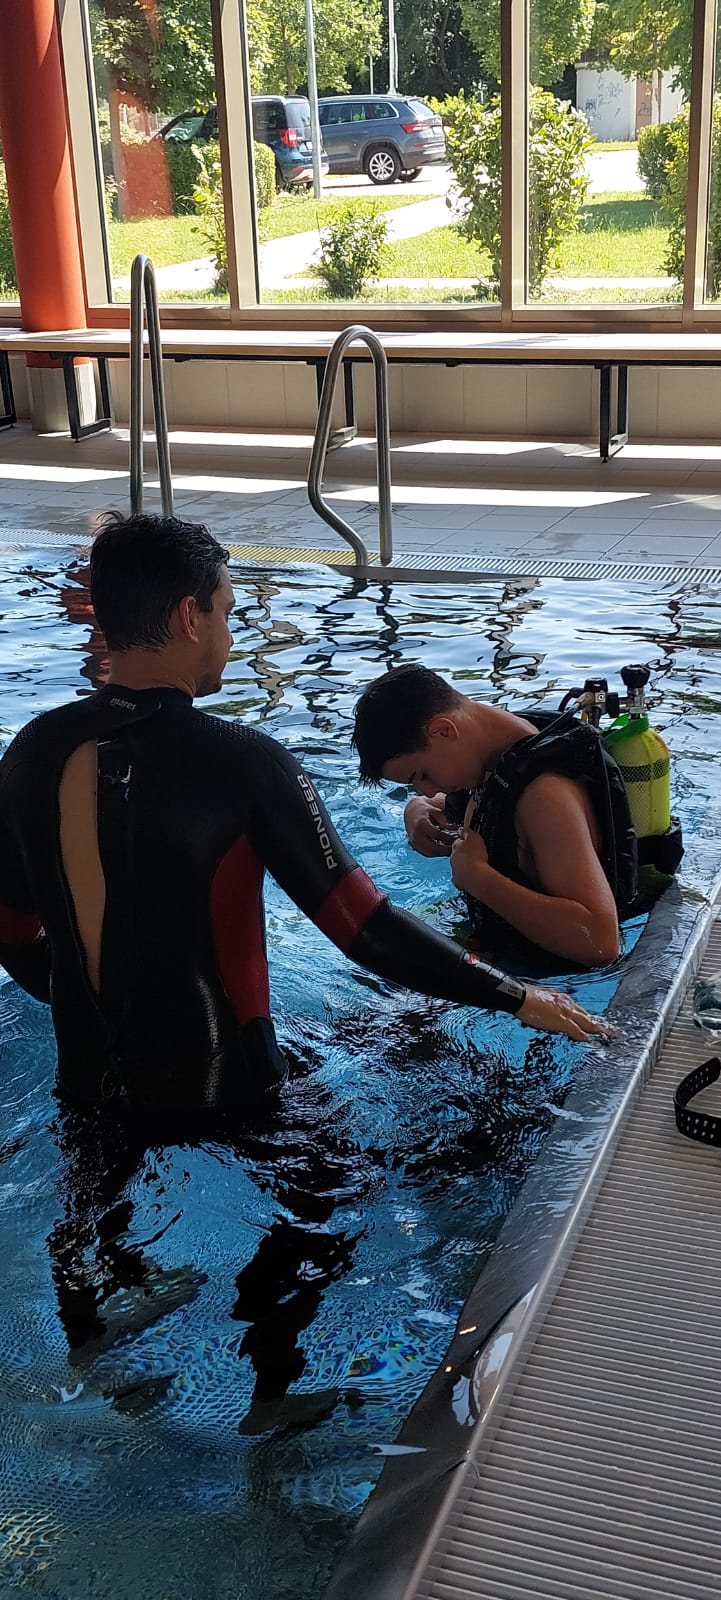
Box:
598;362;629;461
62;355;112;442
0;352;16;429
313;356;357;451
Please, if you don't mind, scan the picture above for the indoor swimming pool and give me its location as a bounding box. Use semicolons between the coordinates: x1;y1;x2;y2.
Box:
1;549;720;1600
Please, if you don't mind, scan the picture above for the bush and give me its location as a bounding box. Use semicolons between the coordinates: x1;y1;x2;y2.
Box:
637;122;676;201
167;141;201;214
192;141;227;288
656;104;721;296
316;202;388;298
254;140;275;218
443;88;591;296
0;162;17;297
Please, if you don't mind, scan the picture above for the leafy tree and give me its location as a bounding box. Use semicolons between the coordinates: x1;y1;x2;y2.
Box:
389;0;482;99
590;0;693;95
247;0;382;95
89;0;215;114
458;0;596;86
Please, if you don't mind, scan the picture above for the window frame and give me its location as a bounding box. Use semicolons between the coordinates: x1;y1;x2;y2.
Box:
48;0;721;334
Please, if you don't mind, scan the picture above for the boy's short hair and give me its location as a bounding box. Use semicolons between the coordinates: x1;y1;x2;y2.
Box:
352;665;462;783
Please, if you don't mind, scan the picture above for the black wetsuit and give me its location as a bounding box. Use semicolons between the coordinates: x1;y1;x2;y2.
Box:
0;686;526;1112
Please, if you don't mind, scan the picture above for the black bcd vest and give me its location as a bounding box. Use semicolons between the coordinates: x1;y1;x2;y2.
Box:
446;710;639;960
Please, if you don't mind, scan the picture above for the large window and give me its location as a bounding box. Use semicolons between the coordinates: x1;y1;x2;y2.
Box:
58;0;721;325
87;0;228;306
0;141;18;305
527;3;689;310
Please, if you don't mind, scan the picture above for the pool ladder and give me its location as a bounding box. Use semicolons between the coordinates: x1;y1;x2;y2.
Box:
129;253;174;517
308;325;393;569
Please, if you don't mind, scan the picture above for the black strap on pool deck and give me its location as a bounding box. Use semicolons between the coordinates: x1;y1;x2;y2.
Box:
674;1057;721;1146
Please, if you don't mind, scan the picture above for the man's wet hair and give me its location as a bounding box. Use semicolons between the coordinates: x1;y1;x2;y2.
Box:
352;664;462;784
90;512;230;652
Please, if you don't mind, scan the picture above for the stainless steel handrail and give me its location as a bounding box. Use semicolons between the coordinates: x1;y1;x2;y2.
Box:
129;254;174;516
308;325;393;568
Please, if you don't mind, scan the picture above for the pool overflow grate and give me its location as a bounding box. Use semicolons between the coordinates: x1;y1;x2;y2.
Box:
2;528;721;587
410;921;721;1600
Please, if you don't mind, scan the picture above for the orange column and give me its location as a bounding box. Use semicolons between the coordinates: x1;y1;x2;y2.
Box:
0;0;87;356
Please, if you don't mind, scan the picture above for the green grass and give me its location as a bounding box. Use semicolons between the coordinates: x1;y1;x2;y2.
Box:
363;191;671;282
591;139;638;152
262;190;424;241
108;191;424;279
263;283;678;307
108;214;208;277
560;192;670;275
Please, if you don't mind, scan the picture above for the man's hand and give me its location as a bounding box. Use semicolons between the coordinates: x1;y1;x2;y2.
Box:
404;793;457;859
518;984;614;1042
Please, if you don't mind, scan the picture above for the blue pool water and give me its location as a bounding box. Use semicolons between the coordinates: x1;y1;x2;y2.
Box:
1;551;721;1599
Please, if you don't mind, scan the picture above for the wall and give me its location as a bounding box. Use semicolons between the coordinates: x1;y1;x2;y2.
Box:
577;68;685;140
106;357;721;444
576;68;636;141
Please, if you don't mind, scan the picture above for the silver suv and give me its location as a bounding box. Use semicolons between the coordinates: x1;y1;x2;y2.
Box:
317;95;446;184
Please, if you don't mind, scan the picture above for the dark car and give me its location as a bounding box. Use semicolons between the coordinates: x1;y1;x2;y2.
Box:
154;98;328;191
317;94;446;184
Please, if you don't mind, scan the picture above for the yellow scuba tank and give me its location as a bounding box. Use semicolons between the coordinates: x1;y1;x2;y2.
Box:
603;664;671;840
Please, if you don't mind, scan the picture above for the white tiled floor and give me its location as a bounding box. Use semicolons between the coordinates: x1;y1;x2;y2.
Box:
2;424;721;567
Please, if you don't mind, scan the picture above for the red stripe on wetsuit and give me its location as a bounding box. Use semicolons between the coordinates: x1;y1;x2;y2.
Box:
314;866;385;952
210;838;270;1024
0;906;43;944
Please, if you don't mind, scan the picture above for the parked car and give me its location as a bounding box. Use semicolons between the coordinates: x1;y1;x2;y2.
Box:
154;98;329;191
317;94;446;184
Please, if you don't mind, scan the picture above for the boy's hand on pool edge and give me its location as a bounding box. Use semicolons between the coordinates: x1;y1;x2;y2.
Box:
518;984;615;1042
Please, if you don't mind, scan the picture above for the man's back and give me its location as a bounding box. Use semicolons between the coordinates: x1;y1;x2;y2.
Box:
0;685;368;1111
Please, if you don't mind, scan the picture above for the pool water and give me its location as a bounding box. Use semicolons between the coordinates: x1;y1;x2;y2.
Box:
1;552;721;1600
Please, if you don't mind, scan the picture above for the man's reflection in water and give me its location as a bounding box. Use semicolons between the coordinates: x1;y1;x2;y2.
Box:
47;1084;366;1433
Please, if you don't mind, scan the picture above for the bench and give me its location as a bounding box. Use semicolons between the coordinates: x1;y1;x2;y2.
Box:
2;325;721;459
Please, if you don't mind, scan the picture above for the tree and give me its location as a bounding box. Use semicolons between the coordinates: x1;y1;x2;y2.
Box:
590;0;693;95
89;0;215;115
389;0;482;99
458;0;596;86
247;0;382;94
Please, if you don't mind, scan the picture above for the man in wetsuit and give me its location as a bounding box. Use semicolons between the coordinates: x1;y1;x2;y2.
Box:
352;664;626;969
0;514;608;1115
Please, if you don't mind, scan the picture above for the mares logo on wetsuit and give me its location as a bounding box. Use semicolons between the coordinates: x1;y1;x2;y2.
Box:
296;773;338;870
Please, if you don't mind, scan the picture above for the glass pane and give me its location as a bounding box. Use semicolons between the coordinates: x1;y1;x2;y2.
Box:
526;1;690;308
253;55;500;310
704;11;721;301
0;141;19;303
87;0;227;306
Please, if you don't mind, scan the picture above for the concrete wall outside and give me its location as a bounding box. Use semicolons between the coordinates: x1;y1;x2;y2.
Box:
106;357;721;443
576;69;636;140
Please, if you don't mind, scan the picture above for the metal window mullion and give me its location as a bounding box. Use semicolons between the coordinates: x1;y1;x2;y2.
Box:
58;0;111;307
500;0;528;324
210;0;259;312
683;0;718;321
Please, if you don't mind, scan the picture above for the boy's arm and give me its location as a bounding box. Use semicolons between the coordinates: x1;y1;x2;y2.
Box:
451;774;620;967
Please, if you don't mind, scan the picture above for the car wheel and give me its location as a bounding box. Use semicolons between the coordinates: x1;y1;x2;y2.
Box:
365;146;401;185
400;168;421;182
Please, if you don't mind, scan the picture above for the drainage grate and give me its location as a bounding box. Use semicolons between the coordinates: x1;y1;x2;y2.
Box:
412;923;721;1600
2;527;721;588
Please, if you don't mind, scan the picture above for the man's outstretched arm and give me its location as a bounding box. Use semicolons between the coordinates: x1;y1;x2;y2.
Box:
251;741;611;1043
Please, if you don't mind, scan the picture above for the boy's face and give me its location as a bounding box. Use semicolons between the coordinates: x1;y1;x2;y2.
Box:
381;715;482;796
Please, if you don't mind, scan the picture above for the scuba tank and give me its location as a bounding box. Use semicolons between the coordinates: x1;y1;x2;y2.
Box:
604;665;671;840
561;665;683;876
